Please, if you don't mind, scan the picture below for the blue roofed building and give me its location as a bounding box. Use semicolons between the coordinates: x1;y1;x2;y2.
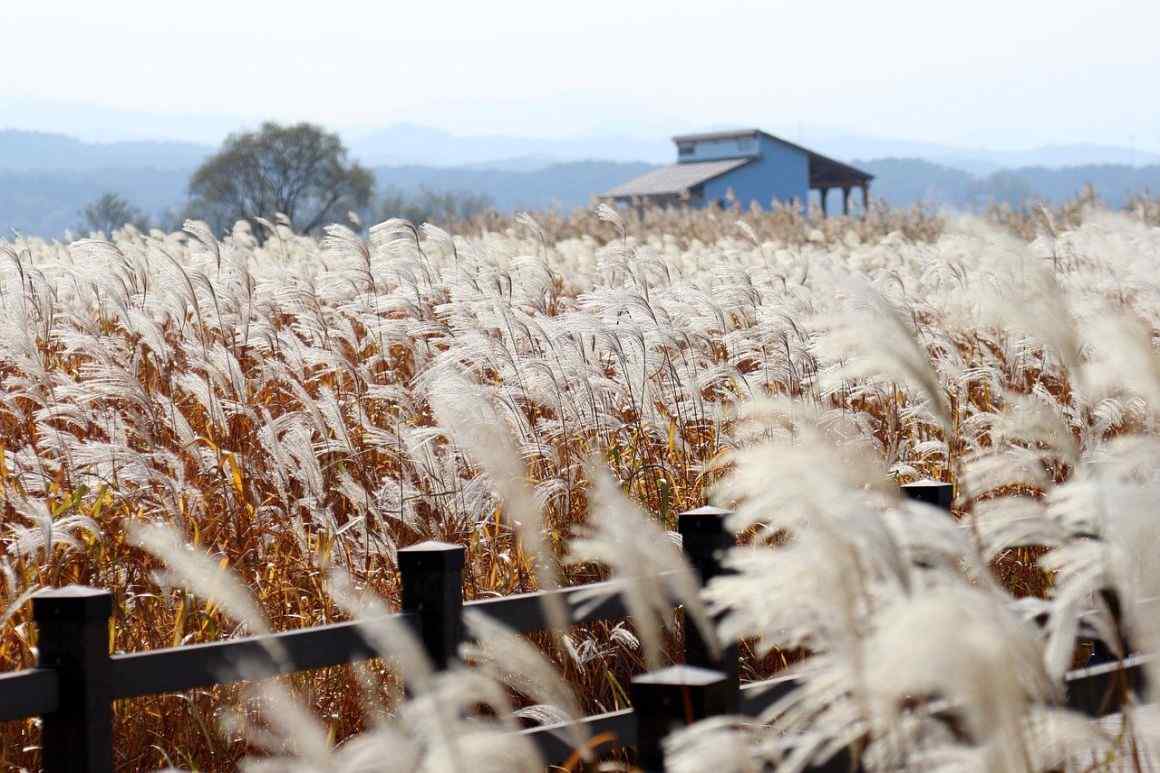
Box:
602;128;873;215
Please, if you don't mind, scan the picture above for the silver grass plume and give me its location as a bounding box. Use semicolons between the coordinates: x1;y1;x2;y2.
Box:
861;585;1056;768
183;219;221;272
461;609;590;756
127;521;285;664
425;371;568;633
567;461;718;670
325;569;434;695
811;275;952;435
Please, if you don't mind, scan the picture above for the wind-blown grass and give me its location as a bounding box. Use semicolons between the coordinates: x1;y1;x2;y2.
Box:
1;198;1159;770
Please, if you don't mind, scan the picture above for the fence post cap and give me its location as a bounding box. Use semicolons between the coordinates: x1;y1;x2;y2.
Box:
680;505;732;517
32;585;113;621
632;664;729;687
900;479;951;489
678;506;732;531
631;663;738;770
398;540;466;570
900;480;954;512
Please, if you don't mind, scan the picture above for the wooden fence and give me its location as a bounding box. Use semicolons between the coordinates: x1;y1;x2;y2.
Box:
0;483;1149;772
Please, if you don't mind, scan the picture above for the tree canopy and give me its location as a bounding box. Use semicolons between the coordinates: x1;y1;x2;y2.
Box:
379;186;494;225
79;192;150;235
188;122;373;234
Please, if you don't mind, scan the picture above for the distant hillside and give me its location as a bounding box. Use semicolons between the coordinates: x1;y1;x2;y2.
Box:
983;164;1160;207
0;130;211;172
373;160;657;212
941;145;1160;177
3;139;1160;238
0;167;190;236
855;159;976;207
0;160;655;236
858;158;1160;210
772;128;1160;177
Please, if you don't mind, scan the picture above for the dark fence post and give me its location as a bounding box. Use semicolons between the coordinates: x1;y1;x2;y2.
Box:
901;481;954;572
1086;587;1143;681
398;541;465;670
33;586;114;773
900;480;953;512
678;506;738;688
631;665;737;772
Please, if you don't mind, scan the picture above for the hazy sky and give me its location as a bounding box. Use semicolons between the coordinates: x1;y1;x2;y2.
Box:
3;0;1159;150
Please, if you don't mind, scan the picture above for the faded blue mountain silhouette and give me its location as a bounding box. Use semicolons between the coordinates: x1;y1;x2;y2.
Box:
3;126;1160;236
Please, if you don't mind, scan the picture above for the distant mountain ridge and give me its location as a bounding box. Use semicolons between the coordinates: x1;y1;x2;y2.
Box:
3;128;1160;238
855;157;1160;210
0;166;190;237
0;160;656;237
7;123;1160;176
0;130;212;172
370;161;656;211
790;128;1160;177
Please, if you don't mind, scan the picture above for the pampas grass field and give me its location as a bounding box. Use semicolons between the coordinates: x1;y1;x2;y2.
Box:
3;195;1160;770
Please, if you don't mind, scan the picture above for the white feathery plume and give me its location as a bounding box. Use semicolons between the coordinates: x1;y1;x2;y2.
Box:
6;494;101;561
567;462;718;670
417;726;544;773
126;522;279;649
810;275;952;434
862;585;1054;754
231;688;423;773
325;569;434;695
461;609;589;755
710;397;896;536
236;680;335;769
979;249;1084;385
426;371;568;633
183;219;221;271
1040;471;1160;682
664;716;760;773
513;212;546;252
1081;312;1160;407
707;536;869;659
594;203;624;235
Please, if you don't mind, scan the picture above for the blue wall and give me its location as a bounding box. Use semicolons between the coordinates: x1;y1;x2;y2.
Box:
700;135;809;211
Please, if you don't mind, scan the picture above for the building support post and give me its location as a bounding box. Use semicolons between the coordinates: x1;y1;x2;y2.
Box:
818;187;829;218
861;183;870;217
842;187;851;216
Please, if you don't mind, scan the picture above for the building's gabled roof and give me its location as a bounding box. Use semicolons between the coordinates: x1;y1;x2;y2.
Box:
671;128;874;186
806;152;873;187
671;128;763;144
602;157;752;198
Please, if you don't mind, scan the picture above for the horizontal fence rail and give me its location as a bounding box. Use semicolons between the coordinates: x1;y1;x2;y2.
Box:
735;656;1152;726
109;614;418;700
463;576;639;634
0;668;59;722
520;707;637;764
1065;653;1150;717
1;483;1149;773
103;579;661;701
